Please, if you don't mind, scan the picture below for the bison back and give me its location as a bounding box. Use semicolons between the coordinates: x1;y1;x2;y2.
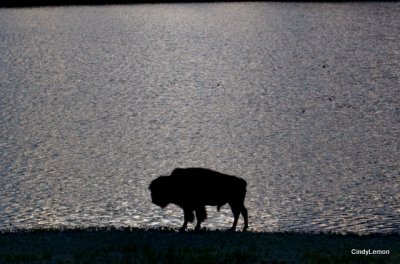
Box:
170;168;247;207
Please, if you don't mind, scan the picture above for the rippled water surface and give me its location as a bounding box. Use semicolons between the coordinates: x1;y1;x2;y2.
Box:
1;2;399;234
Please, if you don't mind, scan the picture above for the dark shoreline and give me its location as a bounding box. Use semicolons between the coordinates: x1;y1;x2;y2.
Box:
1;0;398;8
1;227;399;263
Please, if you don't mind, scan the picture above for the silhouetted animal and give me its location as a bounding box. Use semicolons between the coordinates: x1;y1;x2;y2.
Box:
149;168;248;231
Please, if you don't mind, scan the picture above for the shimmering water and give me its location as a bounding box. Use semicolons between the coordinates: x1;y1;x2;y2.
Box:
0;2;399;234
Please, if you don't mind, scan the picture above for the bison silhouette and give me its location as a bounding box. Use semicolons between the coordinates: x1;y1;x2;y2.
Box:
149;167;248;231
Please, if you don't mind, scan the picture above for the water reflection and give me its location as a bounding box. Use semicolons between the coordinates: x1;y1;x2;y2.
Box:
0;3;399;234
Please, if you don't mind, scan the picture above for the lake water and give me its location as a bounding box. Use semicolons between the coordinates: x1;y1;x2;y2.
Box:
0;2;399;234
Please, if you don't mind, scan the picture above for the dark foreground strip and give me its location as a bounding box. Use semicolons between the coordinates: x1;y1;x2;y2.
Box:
0;227;399;263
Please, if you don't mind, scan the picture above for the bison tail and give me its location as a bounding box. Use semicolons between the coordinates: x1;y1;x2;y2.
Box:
217;205;221;212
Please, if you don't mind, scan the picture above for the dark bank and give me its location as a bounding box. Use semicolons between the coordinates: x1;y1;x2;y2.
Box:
1;227;399;263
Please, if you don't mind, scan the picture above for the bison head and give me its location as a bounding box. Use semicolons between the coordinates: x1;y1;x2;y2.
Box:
149;176;172;208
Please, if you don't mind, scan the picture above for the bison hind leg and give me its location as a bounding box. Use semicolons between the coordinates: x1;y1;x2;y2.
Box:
229;203;240;231
229;201;248;231
241;206;249;231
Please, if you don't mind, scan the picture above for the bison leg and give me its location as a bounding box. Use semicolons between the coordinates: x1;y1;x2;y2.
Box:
229;202;241;231
194;206;207;231
180;208;194;232
229;202;248;231
241;205;249;231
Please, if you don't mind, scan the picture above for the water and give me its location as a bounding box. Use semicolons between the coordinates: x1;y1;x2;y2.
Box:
0;2;399;234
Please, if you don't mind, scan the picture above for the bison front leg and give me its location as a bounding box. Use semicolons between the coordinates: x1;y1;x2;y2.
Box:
180;208;194;232
194;206;207;231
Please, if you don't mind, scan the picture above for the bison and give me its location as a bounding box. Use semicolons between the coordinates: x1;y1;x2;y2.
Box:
149;167;248;231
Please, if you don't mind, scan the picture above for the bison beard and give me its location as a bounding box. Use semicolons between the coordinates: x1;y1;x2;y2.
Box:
149;168;249;231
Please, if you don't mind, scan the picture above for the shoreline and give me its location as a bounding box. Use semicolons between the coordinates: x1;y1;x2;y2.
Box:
1;227;399;263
